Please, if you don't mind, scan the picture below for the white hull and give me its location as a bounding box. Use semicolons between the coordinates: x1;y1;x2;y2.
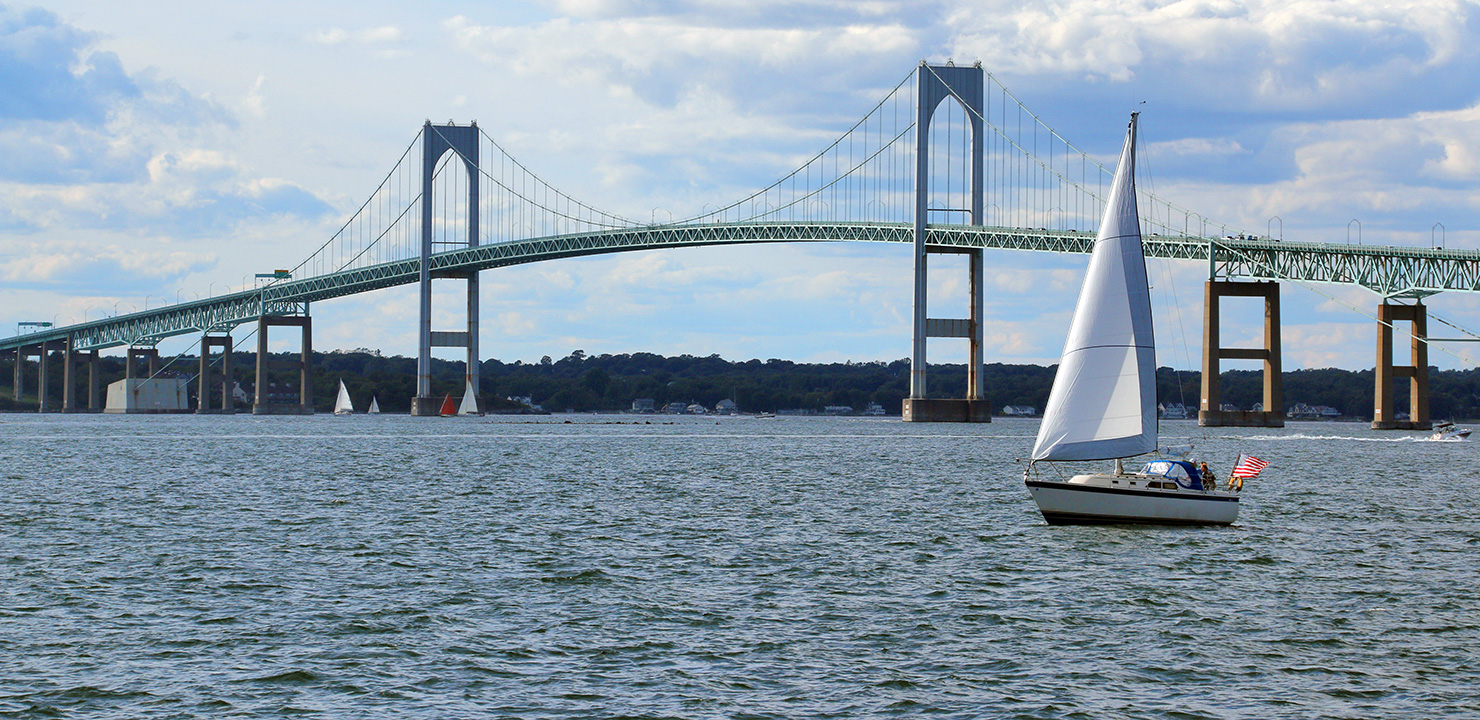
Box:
1026;474;1239;526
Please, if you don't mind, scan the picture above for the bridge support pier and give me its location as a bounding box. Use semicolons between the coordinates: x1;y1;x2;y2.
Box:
412;122;481;417
61;339;100;413
11;347;24;402
198;334;235;414
126;347;160;379
1199;280;1284;427
903;62;991;423
1372;301;1430;430
37;340;54;412
253;316;313;415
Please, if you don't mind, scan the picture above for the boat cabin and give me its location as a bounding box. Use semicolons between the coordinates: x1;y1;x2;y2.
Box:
1135;460;1208;491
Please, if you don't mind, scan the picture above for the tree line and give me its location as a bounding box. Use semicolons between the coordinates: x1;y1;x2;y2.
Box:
3;348;1477;419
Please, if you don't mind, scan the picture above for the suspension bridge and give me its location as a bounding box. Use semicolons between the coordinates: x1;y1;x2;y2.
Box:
4;63;1477;427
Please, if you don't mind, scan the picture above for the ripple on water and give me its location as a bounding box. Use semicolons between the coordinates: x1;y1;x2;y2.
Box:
2;416;1478;717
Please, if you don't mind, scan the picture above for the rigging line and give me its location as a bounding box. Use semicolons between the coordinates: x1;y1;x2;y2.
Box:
1213;242;1480;368
923;65;1240;238
289;130;423;278
680;68;919;225
752;124;917;221
474;125;636;227
1427;309;1480;341
429;126;631;231
179;324;264;387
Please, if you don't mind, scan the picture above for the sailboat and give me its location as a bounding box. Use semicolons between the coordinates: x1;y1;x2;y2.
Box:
438;394;456;417
368;396;380;414
333;379;355;415
458;380;480;416
1023;114;1239;526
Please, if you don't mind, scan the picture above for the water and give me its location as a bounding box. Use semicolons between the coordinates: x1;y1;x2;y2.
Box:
2;414;1476;718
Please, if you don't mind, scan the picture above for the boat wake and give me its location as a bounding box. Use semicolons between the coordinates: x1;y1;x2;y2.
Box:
1234;432;1463;443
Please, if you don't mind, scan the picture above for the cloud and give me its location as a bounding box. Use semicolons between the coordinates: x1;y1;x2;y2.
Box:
0;236;216;292
311;25;403;45
0;6;136;124
0;5;336;246
947;0;1479;117
443;12;919;110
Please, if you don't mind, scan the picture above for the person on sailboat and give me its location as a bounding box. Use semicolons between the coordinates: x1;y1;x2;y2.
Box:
1198;461;1217;492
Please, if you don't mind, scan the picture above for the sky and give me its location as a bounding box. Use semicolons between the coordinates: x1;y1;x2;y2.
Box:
3;0;1480;373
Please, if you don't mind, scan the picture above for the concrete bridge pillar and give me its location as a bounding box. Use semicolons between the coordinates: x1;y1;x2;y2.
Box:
86;350;99;411
903;62;991;423
37;340;53;412
1372;301;1430;430
126;346;160;379
412;122;481;416
61;346;101;414
61;345;100;413
1199;280;1284;427
11;347;22;402
253;316;313;415
198;334;235;414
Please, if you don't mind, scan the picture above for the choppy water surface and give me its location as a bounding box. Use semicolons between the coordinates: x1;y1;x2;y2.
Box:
1;414;1476;718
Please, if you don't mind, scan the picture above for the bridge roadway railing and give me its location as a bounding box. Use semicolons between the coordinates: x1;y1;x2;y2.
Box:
5;221;1480;353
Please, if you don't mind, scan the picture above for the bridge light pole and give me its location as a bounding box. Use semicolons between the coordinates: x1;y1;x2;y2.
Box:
1432;222;1444;250
1268;216;1282;241
113;300;123;317
144;295;154;311
1348;219;1361;246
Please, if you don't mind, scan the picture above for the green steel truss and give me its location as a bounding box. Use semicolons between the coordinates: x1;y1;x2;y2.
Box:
5;222;1480;352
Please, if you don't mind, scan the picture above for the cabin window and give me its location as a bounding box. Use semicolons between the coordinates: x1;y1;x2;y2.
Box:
1111;480;1120;485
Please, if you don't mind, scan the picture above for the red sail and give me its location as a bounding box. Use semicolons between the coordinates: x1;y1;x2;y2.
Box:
438;394;456;416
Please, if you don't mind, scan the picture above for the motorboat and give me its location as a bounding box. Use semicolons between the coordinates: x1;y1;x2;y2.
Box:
1431;421;1471;441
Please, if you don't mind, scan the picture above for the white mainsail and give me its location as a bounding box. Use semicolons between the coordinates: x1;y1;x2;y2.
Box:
1031;114;1157;462
368;396;380;414
333;379;355;415
458;380;479;415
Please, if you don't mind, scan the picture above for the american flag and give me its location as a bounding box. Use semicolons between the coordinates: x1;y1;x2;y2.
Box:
1231;453;1270;479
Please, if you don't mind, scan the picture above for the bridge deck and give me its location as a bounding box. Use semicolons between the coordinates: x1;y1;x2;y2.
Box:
5;222;1479;352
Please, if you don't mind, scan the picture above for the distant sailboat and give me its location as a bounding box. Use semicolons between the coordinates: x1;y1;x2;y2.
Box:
368;396;380;414
458;380;480;416
438;394;456;417
1022;114;1240;526
333;379;355;415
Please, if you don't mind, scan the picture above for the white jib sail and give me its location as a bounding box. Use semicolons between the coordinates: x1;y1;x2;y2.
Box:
368;396;380;414
458;381;479;415
1031;114;1157;462
333;379;355;415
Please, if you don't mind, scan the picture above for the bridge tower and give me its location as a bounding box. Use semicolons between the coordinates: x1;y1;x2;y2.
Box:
411;122;481;416
903;62;990;423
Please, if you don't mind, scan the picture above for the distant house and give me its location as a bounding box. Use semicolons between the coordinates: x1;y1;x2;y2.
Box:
715;398;738;415
1287;403;1341;420
1158;403;1188;419
1001;405;1036;417
863;402;886;416
631;398;655;413
686;403;708;415
1220;403;1240;412
823;405;853;415
662;401;688;414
